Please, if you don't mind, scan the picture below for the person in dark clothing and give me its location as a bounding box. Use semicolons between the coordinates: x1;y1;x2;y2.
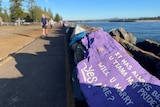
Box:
41;14;48;37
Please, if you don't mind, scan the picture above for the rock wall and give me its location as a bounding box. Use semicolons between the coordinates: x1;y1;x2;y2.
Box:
66;25;160;107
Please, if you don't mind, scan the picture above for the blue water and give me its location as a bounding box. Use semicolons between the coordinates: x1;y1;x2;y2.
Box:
75;21;160;43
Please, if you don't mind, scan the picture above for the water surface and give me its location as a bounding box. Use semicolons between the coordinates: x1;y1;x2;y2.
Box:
76;21;160;43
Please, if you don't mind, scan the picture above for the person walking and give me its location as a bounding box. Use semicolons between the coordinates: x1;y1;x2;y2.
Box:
49;18;54;29
60;20;63;27
41;13;48;38
0;17;3;26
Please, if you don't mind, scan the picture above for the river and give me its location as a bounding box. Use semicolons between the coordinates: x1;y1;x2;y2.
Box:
75;21;160;43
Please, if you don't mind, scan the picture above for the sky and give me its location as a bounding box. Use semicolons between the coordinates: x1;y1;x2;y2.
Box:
1;0;160;20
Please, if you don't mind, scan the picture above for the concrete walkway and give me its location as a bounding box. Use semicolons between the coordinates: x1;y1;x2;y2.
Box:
0;27;73;107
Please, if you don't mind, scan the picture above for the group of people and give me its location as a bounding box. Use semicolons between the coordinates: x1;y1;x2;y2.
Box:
41;13;68;38
41;13;55;38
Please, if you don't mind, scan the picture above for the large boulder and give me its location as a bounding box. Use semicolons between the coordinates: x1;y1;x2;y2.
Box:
127;32;137;45
136;39;160;57
109;27;137;45
76;29;160;107
70;25;86;40
157;62;160;79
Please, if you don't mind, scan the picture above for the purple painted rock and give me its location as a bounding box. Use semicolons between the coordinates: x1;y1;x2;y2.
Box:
116;37;160;79
76;30;160;107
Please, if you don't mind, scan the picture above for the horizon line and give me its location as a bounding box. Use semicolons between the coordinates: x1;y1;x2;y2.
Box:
65;16;160;21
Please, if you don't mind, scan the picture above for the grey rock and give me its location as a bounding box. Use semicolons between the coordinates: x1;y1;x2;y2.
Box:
109;27;137;44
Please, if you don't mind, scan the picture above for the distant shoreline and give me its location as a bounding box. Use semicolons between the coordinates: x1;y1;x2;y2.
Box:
135;20;160;22
69;19;160;22
108;19;160;22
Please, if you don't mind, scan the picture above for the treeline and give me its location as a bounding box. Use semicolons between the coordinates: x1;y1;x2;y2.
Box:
0;0;62;23
137;16;160;20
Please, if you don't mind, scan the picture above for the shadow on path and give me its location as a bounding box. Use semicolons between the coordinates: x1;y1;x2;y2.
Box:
0;29;67;107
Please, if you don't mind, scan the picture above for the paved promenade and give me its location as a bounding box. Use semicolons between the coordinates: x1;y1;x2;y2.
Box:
0;27;73;107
